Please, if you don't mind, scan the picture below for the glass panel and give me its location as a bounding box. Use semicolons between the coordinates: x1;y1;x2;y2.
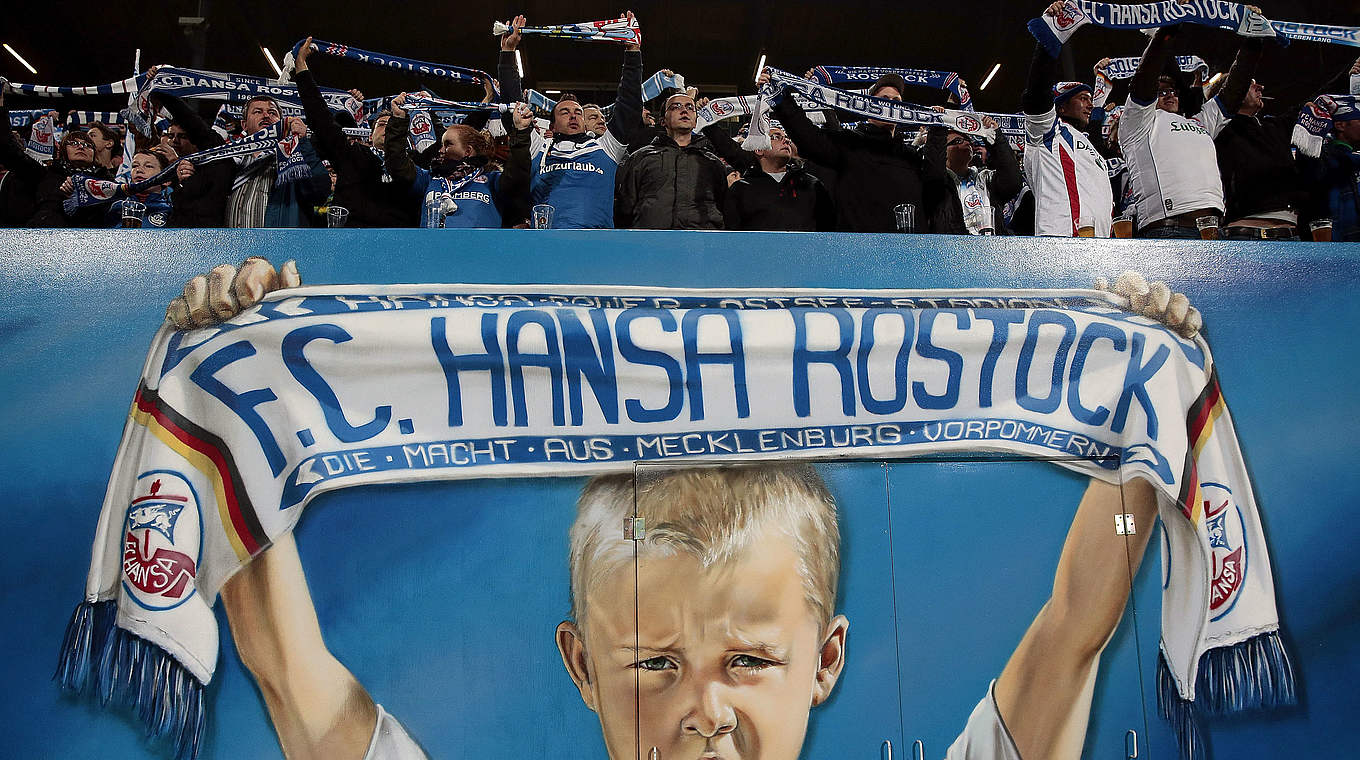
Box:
886;458;1149;759
631;460;902;760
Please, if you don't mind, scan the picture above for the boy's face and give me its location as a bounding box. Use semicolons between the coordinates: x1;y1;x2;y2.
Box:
557;530;847;760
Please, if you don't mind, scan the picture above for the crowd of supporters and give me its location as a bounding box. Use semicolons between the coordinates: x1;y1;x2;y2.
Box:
1;5;1358;241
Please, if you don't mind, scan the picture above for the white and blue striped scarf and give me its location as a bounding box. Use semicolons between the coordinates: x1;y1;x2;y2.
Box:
811;66;973;111
747;67;996;151
1029;1;1282;57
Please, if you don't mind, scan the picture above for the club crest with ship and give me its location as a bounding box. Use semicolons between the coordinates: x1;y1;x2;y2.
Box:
1202;481;1248;620
121;471;202;610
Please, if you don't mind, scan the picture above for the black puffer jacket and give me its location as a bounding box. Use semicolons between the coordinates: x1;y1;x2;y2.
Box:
615;133;727;229
774;94;949;232
723;164;834;231
295;69;417;227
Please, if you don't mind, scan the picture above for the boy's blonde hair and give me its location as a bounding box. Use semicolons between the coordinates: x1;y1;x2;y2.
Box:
568;464;840;630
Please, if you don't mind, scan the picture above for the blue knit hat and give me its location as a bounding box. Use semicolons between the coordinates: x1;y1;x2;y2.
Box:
1053;81;1093;105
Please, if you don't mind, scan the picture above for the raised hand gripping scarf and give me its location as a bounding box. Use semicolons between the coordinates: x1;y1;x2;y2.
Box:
58;284;1293;760
811;65;973;111
491;15;641;46
1291;95;1358;158
1028;1;1283;58
747;68;996;150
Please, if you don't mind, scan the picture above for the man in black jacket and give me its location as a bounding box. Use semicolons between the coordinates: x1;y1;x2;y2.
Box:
292;37;417;227
929;117;1022;235
615;92;727;229
723;126;833;231
763;71;949;232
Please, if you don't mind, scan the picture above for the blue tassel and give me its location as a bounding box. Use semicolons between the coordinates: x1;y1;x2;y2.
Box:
1194;631;1297;715
58;618;207;759
1158;653;1206;760
54;600;118;694
1158;633;1299;760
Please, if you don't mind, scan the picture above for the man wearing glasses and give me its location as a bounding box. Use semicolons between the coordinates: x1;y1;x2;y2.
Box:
615;92;729;229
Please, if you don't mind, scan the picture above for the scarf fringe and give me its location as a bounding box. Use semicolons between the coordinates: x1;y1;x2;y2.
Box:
1158;632;1297;760
54;600;205;760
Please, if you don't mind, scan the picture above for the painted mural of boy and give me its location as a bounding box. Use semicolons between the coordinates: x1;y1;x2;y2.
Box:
170;261;1189;760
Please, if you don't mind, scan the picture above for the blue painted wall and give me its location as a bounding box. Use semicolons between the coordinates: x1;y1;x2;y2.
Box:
2;229;1356;758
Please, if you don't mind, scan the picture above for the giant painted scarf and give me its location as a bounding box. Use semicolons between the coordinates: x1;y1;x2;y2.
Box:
1028;1;1282;58
281;39;495;95
811;66;973;111
63;123;291;213
747;68;996;150
58;284;1293;760
491;15;641;46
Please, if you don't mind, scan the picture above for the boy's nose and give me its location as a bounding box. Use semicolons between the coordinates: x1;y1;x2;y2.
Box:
681;680;737;738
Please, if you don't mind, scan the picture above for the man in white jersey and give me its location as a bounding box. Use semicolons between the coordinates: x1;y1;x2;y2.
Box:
1118;24;1262;238
1020;2;1114;237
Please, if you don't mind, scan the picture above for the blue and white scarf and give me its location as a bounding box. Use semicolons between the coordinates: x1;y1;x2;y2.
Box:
66;111;127;127
747;68;996;151
1028;1;1282;58
59;283;1295;760
64;123;291;212
131;67;360;137
282;39;496;95
1103;55;1208;81
640;70;685;101
8;108;53;129
25;112;56;162
1270;20;1360;48
2;73;139;98
1291;95;1358;158
812;66;973;111
491;15;641;46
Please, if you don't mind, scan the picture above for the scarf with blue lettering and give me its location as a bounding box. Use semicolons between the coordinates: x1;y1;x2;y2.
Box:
811;66;973;111
1029;1;1283;58
58;284;1294;760
130;67;360;137
25;112;56;162
1103;55;1208;81
63;123;294;212
281;40;495;95
492;15;641;45
1269;20;1360;48
8;108;53;129
747;68;996;151
1291;95;1359;158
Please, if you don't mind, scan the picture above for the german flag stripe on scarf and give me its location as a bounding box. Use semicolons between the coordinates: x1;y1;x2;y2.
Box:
130;384;266;561
1177;365;1227;525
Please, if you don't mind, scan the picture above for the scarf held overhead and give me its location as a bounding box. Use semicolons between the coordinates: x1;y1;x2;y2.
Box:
58;284;1292;760
281;39;495;94
812;66;973;111
746;69;996;150
1028;1;1283;57
491;15;641;46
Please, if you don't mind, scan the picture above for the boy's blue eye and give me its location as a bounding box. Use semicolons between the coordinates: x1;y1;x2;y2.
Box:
731;654;777;670
636;656;675;671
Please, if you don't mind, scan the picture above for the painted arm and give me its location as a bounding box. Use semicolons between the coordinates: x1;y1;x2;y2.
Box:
220;532;379;760
994;477;1158;760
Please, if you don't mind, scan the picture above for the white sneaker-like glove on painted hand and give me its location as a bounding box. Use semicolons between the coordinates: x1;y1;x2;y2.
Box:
1096;270;1202;339
166;257;301;330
